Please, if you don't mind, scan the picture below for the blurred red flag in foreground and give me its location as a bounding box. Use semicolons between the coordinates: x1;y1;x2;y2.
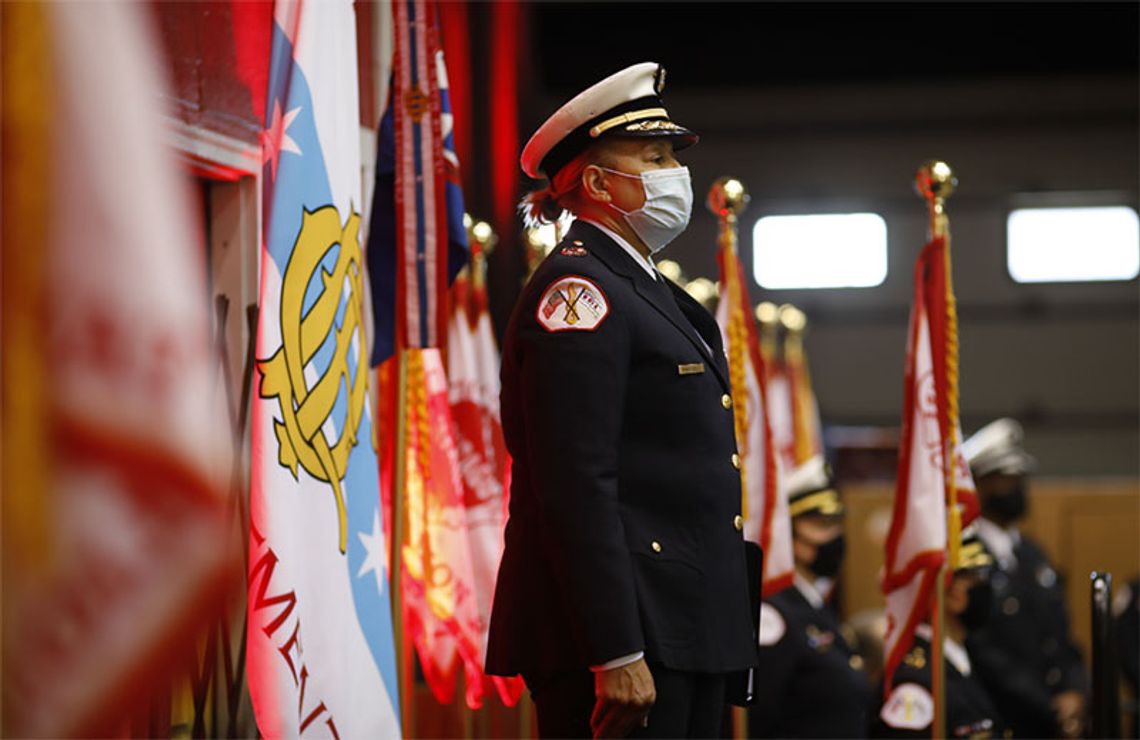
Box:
1;3;230;735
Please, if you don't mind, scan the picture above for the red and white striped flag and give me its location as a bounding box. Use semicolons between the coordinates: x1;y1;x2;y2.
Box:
882;235;978;689
717;248;793;596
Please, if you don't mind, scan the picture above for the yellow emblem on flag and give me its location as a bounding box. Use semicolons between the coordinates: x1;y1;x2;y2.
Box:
259;205;369;554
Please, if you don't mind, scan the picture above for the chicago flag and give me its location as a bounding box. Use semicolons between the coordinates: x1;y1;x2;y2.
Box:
247;1;400;736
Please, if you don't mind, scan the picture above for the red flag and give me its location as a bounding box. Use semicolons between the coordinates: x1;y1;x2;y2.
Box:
716;248;793;596
882;236;978;690
1;3;229;735
447;240;524;706
377;350;487;709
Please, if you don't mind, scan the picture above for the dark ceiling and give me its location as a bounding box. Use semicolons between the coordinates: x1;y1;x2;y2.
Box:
532;2;1139;91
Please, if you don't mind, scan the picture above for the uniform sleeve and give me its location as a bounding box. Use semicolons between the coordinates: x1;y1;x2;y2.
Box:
870;682;934;739
515;285;644;666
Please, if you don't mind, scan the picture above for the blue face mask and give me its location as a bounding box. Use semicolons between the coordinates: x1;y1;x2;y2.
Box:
601;166;693;254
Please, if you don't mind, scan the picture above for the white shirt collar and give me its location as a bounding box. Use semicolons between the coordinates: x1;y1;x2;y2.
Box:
794;572;826;609
915;623;972;676
580;219;657;280
975;517;1018;570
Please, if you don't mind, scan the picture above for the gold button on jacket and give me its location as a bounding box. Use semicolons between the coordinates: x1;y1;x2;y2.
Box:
651;541;662;553
733;515;743;531
721;393;732;409
731;453;741;470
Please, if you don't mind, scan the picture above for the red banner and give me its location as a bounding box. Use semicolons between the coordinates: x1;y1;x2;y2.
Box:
882;237;979;690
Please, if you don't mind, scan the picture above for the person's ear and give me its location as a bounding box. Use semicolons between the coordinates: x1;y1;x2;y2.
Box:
580;165;612;205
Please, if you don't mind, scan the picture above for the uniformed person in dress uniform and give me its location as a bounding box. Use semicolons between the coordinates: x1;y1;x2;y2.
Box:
961;419;1088;738
748;456;873;738
485;62;758;738
872;527;1009;739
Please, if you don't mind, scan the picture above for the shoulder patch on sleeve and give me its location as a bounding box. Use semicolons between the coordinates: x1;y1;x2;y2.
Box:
880;682;934;730
758;602;787;646
536;275;609;332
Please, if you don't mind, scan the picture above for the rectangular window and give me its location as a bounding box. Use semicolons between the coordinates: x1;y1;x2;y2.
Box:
1007;206;1139;283
752;213;888;289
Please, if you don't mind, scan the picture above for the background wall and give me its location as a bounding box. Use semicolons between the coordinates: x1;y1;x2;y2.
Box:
522;3;1140;476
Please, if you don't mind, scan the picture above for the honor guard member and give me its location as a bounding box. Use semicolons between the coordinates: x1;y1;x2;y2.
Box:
749;456;872;738
962;419;1089;738
485;62;759;738
872;527;1009;740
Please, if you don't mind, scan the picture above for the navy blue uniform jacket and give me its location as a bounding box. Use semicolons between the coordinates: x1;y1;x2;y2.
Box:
485;221;759;679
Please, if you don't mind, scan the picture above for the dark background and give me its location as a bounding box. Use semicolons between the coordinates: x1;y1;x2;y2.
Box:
531;2;1138;90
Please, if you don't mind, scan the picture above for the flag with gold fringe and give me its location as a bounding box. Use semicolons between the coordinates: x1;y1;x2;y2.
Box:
882;234;979;690
716;248;793;596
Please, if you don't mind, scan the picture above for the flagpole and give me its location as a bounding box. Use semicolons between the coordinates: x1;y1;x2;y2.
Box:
391;348;414;738
915;160;958;740
708;177;750;740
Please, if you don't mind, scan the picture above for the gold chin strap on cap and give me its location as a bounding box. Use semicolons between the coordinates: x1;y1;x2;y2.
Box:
589;107;668;138
788;489;843;518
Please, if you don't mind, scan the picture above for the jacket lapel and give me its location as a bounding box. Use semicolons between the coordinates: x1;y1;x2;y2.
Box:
573;222;730;392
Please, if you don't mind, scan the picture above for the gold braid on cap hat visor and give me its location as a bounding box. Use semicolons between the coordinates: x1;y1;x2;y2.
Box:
956;541;994;571
788;489;843;518
589;107;669;138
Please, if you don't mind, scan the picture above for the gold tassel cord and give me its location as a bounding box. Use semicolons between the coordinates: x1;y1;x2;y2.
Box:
725;257;750;524
943;227;962;570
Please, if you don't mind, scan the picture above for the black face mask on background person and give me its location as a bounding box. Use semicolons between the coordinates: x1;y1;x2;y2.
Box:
982;485;1028;523
960;579;994;632
809;534;846;578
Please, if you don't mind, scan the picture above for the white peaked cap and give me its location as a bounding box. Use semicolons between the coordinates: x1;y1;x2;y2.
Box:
961;418;1037;478
520;62;697;180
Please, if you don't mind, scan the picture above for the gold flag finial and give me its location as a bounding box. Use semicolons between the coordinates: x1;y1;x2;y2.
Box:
707;177;749;220
778;303;807;334
469;218;495;291
755;301;780;326
707;177;749;257
915;161;956;239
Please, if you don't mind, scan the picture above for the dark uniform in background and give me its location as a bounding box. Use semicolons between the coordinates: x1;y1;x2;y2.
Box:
486;64;759;737
962;418;1088;738
749;458;872;738
872;528;1008;740
872;627;1008;740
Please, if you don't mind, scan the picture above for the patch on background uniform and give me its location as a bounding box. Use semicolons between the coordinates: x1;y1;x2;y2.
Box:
880;682;934;730
758;603;786;645
537;275;609;332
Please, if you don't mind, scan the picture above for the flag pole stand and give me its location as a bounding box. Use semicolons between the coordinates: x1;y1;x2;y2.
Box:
915;161;959;740
391;348;415;738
